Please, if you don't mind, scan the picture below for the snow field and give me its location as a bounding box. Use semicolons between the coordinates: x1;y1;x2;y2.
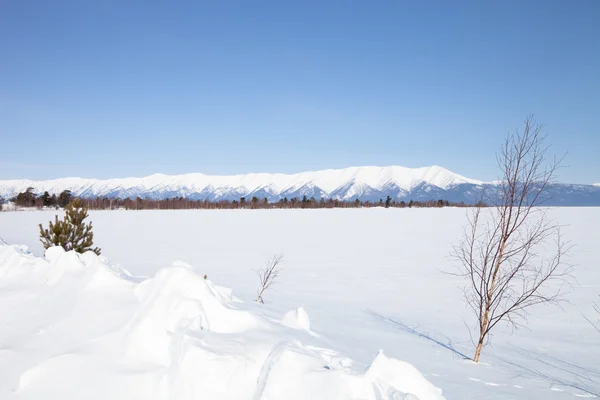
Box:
0;207;599;399
0;243;445;400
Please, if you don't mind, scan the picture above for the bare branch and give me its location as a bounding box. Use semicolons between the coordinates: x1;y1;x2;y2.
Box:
255;254;283;304
584;295;600;334
451;116;571;362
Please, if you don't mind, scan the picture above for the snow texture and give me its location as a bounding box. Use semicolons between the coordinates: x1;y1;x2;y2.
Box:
0;243;445;400
1;207;599;399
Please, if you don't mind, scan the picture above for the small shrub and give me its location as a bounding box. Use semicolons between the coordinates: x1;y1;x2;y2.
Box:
255;255;283;304
39;198;101;255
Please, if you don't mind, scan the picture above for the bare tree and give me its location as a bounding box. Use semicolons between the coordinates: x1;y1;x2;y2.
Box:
255;254;283;304
585;296;600;333
453;116;571;363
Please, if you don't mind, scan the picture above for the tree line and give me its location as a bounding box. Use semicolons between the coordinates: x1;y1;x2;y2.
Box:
5;189;478;210
9;188;74;208
81;195;463;210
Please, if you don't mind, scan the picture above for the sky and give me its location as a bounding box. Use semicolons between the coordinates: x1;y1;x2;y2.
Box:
0;0;599;184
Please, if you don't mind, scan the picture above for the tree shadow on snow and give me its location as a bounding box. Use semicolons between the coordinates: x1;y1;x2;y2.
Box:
367;310;599;397
367;310;471;360
491;344;600;397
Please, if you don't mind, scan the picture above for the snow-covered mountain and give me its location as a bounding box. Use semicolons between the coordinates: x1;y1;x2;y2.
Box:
0;166;478;200
1;165;599;205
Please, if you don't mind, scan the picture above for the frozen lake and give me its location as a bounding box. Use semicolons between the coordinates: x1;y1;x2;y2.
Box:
1;207;599;399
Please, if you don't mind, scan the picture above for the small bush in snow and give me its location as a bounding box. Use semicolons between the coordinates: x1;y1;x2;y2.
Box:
39;198;101;255
255;254;283;304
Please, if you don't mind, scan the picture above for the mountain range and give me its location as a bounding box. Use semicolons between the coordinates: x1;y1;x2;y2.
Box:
1;166;599;206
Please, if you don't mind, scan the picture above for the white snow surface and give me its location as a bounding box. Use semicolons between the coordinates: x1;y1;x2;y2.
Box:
0;208;599;399
281;306;314;333
0;165;482;199
0;244;444;399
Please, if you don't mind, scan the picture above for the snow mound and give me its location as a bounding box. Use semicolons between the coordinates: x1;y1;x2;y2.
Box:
366;351;445;400
123;263;260;364
0;243;446;400
281;306;312;331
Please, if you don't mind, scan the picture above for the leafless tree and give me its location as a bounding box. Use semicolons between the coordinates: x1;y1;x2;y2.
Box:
453;115;571;363
255;254;283;304
585;296;600;333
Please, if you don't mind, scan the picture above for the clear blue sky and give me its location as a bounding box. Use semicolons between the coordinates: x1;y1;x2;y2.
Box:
1;0;599;183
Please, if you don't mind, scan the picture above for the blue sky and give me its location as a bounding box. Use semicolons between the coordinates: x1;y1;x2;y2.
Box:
1;0;599;183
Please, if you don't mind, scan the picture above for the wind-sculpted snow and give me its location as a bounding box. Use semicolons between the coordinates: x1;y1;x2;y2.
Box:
0;243;445;400
1;208;599;398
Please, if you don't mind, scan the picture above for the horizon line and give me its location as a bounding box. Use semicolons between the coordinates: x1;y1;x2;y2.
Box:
0;164;461;182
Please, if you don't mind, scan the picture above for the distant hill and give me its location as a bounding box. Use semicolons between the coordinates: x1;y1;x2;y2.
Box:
1;166;599;206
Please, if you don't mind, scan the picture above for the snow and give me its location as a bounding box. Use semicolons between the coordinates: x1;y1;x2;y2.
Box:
1;202;16;211
0;243;445;400
0;165;481;200
281;306;314;334
0;207;599;399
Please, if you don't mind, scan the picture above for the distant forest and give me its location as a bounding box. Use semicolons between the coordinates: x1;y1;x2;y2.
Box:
4;188;479;210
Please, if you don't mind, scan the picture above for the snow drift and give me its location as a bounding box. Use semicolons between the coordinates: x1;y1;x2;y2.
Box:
0;243;445;400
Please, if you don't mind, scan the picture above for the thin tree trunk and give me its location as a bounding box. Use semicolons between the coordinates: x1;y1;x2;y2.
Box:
474;237;508;362
474;336;484;363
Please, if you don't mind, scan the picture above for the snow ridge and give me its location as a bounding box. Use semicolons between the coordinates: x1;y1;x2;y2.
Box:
0;243;446;400
0;165;480;201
